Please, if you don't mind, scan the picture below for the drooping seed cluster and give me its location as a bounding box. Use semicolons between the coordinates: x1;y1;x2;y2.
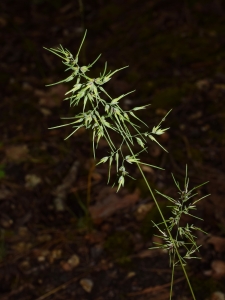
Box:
150;166;209;266
45;31;170;191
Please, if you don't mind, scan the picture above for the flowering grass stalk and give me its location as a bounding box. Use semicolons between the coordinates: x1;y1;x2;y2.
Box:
44;31;209;299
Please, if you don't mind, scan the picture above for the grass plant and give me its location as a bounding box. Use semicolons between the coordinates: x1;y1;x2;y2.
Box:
44;31;209;299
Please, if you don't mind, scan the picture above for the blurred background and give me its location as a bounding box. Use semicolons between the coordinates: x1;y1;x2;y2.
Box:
1;0;225;299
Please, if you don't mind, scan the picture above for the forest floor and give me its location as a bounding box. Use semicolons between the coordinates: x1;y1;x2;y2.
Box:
1;0;225;299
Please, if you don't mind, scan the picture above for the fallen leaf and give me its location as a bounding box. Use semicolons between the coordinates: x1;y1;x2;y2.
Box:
61;261;72;272
85;231;105;244
207;236;225;253
128;276;185;296
59;2;74;13
36;234;52;243
140;165;154;174
12;242;33;253
0;214;13;228
39;107;52;116
25;174;42;189
95;186;117;202
196;79;210;89
49;249;62;263
188;111;202;120
127;272;136;278
155;109;168;116
159;132;170;143
89;189;140;221
211;260;225;279
134;248;164;258
18;226;30;237
0;186;14;199
5;145;29;162
22;82;33;91
67;254;80;268
90;244;103;259
36;84;67;108
80;278;93;293
19;260;31;273
152;235;163;246
149;144;162;157
91;172;102;182
135;203;154;221
214;84;225;91
0;17;7;27
37;256;46;262
201;124;210;132
210;291;225;300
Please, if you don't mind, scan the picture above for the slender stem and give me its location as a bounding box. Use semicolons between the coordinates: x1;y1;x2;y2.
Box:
125;142;196;300
170;254;175;300
45;34;199;300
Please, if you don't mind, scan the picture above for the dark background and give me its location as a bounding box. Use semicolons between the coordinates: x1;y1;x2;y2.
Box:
1;0;225;299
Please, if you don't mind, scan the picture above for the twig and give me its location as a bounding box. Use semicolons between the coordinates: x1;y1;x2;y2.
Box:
127;275;186;296
53;160;80;211
34;271;88;300
1;284;34;300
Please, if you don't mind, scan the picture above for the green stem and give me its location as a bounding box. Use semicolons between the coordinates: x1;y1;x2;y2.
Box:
170;254;175;300
125;142;196;300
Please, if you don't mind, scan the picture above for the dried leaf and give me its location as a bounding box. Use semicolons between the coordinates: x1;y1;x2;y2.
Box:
208;236;225;253
36;84;67;108
25;174;42;189
135;203;154;221
67;254;80;268
196;79;210;89
0;186;14;199
210;291;225;300
80;278;93;293
5;145;29;162
140;165;154;174
211;260;225;279
89;189;140;221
